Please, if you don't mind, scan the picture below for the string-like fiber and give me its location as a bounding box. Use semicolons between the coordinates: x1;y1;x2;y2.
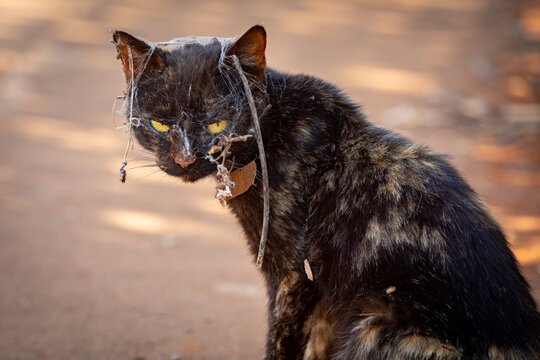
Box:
119;47;136;183
115;44;154;183
231;55;270;268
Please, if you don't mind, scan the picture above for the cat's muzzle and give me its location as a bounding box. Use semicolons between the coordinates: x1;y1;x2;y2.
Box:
170;124;196;168
174;153;196;168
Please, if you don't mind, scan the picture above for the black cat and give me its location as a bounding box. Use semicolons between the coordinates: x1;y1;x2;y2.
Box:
111;26;540;359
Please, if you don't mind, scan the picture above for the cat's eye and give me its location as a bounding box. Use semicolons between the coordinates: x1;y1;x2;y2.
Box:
207;120;228;134
150;120;170;133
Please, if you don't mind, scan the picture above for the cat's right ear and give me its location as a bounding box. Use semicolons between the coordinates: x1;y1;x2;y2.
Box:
111;30;163;79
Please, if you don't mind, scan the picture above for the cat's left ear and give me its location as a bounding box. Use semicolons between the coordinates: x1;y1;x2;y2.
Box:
227;25;267;82
111;30;164;79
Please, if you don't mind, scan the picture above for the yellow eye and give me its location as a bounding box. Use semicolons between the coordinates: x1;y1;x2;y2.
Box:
207;120;228;134
150;120;170;133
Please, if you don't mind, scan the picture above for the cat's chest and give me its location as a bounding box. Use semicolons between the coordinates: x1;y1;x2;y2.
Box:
227;157;314;265
231;169;309;236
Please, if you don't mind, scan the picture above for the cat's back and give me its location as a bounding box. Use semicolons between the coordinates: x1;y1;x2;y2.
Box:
303;105;540;358
263;69;539;357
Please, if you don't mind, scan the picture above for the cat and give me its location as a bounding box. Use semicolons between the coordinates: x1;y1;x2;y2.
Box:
111;26;540;359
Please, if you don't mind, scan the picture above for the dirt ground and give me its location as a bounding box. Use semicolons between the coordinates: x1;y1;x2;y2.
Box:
1;0;539;359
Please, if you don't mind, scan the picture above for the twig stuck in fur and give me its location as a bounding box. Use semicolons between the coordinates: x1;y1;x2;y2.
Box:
231;55;270;269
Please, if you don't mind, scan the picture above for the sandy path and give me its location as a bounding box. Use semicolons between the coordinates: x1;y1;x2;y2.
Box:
0;0;538;359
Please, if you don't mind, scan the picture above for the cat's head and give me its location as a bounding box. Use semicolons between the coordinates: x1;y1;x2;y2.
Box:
112;26;267;182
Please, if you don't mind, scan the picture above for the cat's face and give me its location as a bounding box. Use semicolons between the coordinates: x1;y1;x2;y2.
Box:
112;26;267;182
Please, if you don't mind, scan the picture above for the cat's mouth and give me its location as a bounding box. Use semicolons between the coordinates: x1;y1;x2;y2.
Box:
179;173;198;182
158;158;216;183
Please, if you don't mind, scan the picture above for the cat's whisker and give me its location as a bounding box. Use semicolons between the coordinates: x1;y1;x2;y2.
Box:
130;153;155;160
127;150;155;158
126;164;159;171
129;156;156;162
125;160;156;167
129;150;157;158
132;148;156;155
132;168;164;181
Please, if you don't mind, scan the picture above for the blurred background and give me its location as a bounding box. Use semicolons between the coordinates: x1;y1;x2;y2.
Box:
0;0;539;359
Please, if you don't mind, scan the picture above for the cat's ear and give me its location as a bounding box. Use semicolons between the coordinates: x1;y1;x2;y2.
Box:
227;25;267;82
111;30;163;79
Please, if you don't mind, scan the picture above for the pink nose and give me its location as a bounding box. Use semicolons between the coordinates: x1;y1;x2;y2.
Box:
174;155;196;168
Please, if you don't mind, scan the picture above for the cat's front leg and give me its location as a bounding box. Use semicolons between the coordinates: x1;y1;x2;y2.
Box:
264;271;319;360
303;303;334;360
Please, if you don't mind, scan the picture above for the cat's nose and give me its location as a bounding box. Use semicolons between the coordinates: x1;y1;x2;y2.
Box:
174;154;197;168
